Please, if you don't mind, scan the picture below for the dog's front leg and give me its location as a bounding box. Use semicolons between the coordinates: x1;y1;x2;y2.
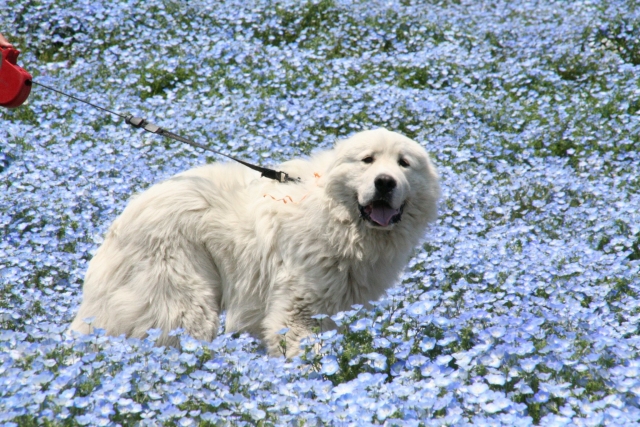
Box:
262;290;317;358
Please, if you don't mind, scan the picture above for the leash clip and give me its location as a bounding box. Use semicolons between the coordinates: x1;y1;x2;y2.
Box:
262;169;300;183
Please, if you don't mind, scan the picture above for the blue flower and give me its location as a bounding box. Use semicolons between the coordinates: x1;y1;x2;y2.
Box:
468;382;489;397
75;414;95;426
520;356;541;373
419;337;436;352
169;392;187;406
406;299;436;318
320;355;339;376
95;401;114;417
485;373;506;386
248;408;266;421
73;396;91;409
349;318;372;332
145;328;163;342
163;372;177;383
376;403;396;421
365;353;387;371
533;390;550;403
177;417;195;426
373;337;391;349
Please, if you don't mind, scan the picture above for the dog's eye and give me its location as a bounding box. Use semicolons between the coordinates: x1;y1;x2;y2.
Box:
362;156;374;164
398;158;410;168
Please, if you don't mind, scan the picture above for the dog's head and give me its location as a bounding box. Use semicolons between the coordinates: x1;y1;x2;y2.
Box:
322;128;439;230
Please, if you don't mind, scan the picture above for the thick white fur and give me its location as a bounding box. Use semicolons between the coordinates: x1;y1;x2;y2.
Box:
69;128;440;356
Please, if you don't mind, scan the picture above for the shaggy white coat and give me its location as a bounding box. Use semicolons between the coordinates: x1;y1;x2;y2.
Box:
69;128;440;356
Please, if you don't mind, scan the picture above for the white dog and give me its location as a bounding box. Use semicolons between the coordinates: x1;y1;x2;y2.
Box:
69;128;440;356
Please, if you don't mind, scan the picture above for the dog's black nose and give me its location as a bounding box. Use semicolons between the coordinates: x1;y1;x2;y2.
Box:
375;174;397;194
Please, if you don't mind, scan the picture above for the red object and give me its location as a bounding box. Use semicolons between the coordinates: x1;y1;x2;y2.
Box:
0;47;32;108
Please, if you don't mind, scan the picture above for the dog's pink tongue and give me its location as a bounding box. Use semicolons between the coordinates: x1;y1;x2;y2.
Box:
369;204;399;226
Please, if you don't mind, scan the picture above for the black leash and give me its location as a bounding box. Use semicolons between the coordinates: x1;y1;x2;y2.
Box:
31;81;299;183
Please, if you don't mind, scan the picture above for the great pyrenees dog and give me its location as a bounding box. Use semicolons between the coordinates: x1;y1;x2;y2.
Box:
69;128;440;356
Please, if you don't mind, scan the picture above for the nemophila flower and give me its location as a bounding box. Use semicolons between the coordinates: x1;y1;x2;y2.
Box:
145;328;163;342
364;352;387;371
318;329;338;341
373;336;391;349
520;356;541;373
482;396;512;414
115;380;132;395
179;352;198;366
163;372;177;383
246;406;266;421
75;414;96;426
349;318;373;332
390;360;406;376
435;354;453;367
95;401;114;417
468;382;490;398
117;398;142;414
406;299;437;318
320;355;339;376
533;390;551;404
73;396;91;409
177;417;195;427
157;404;187;421
485;373;506;386
376;402;396;421
407;354;428;369
419;337;437;352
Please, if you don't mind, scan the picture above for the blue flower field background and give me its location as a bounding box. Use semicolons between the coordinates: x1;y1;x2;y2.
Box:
1;0;639;425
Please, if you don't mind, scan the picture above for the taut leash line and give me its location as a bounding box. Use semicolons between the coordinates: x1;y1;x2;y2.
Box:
32;80;128;120
30;80;299;183
122;115;296;183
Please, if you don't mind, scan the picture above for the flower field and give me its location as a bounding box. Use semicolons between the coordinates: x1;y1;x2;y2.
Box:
1;0;640;425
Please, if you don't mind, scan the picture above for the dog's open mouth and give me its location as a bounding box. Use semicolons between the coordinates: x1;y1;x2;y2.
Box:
359;200;405;227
